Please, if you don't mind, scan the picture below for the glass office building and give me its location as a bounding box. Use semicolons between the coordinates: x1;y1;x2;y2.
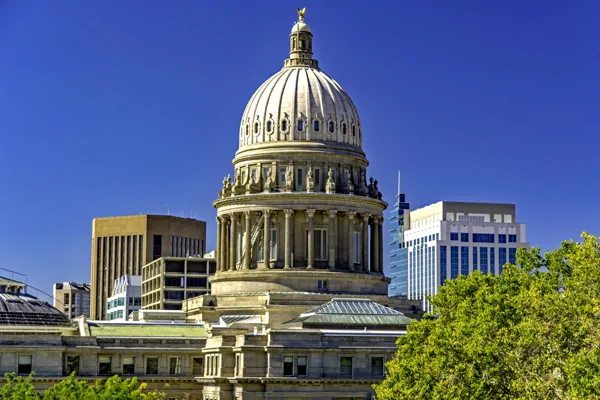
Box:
388;172;410;297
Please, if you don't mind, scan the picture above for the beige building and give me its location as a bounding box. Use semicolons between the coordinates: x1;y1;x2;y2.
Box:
90;215;206;320
142;257;216;311
52;282;91;318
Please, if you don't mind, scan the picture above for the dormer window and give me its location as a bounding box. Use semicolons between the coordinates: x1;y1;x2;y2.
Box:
298;119;303;131
328;121;335;133
281;119;288;132
254;122;259;134
313;120;319;132
267;120;272;132
341;122;347;135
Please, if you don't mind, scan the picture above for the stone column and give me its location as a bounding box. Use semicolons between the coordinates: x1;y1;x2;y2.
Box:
373;216;381;273
229;214;238;271
306;209;315;269
284;209;294;269
378;216;384;273
261;210;271;270
243;211;252;270
223;217;230;270
347;212;356;271
216;216;222;272
326;210;337;270
362;213;370;272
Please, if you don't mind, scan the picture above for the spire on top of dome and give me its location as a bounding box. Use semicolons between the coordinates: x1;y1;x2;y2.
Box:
284;8;319;69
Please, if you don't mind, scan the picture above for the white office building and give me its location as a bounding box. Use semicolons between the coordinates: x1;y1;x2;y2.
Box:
404;201;529;312
106;275;142;321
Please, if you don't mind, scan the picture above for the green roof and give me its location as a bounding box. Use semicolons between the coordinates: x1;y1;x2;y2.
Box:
88;323;207;338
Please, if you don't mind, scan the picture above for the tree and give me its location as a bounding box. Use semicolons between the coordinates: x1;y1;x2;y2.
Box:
0;373;39;400
375;233;600;400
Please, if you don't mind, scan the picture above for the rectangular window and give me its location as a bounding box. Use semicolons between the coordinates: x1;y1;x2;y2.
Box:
18;355;32;375
499;234;507;243
283;356;294;376
460;233;469;242
440;246;447;285
353;231;361;263
490;248;495;275
251;168;257;182
138;235;144;271
450;232;458;241
123;357;135;375
296;168;304;191
340;356;353;377
509;248;517;264
499;248;507;274
450;246;459;279
270;228;277;261
64;293;70;305
509;234;517;243
169;357;182;375
279;168;286;186
146;357;159;375
473;247;478;271
480;247;488;274
296;356;307;376
473;234;495;243
318;280;328;290
314;168;321;190
153;235;162;260
371;357;384;377
307;229;328;260
461;246;469;276
66;355;80;376
192;358;204;376
99;356;111;375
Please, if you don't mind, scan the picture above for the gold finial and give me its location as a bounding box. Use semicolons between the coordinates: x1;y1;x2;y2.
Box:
297;7;306;22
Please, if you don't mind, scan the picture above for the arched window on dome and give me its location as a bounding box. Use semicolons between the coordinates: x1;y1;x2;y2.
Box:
281;119;288;132
254;122;259;134
341;122;347;135
313;120;320;132
352;125;356;137
297;119;303;131
328;121;335;133
245;125;249;136
266;120;272;133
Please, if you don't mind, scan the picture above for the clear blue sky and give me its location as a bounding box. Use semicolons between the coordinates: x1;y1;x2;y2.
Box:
1;1;599;294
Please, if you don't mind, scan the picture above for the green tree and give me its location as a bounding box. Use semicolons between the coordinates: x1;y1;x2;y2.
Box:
375;233;600;400
0;373;40;400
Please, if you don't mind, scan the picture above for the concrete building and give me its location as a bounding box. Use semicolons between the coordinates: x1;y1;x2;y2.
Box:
141;257;216;311
388;173;410;298
404;201;529;311
106;275;141;321
90;215;206;320
52;282;91;318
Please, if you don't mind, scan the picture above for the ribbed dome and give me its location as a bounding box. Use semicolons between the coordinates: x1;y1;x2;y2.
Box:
239;67;362;149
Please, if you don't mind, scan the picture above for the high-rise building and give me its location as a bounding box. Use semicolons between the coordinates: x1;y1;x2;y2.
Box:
404;201;529;311
90;215;206;320
106;275;141;321
388;172;410;297
52;282;91;318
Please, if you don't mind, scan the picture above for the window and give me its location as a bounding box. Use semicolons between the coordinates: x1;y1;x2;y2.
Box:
297;168;304;191
270;228;277;261
499;248;507;274
135;297;141;306
146;357;159;375
123;357;135;375
281;119;288;132
153;235;162;260
353;231;361;264
340;356;353;377
480;247;488;274
313;120;320;131
266;120;272;132
371;357;384;377
440;246;447;285
490;248;495;275
254;122;259;134
66;355;80;376
235;354;241;376
473;233;495;243
245;124;249;135
128;297;134;306
99;356;111;375
311;229;328;260
318;280;328;290
509;234;517;243
461;247;469;276
297;119;303;131
283;356;294;376
192;358;204;376
296;356;307;376
18;355;32;375
460;233;469;242
64;293;70;305
498;234;507;243
473;247;478;271
450;246;459;279
341;122;347;135
169;357;182;375
352;125;356;137
279;167;286;186
314;168;321;189
450;232;458;241
509;248;517;264
328;121;335;133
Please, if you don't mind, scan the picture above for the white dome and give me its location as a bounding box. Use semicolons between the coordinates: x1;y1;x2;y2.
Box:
239;67;362;149
291;21;311;34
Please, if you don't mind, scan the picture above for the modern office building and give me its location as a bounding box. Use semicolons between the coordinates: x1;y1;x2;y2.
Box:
404;201;529;311
141;257;216;311
90;215;206;320
388;172;410;297
106;275;141;321
52;282;91;318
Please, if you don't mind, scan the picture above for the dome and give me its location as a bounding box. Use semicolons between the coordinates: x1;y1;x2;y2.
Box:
291;21;311;34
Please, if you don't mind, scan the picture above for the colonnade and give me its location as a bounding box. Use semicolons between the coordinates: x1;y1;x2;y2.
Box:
215;209;384;274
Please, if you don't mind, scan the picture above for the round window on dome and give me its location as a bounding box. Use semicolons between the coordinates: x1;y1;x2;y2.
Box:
281;119;288;132
328;121;335;133
313;120;320;132
341;122;347;135
298;119;303;131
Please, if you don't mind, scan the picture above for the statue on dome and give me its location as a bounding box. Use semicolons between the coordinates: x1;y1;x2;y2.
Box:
297;7;306;21
368;177;377;198
346;170;354;195
306;168;314;193
264;168;274;192
221;174;232;198
357;170;368;195
285;165;294;192
325;168;336;194
374;179;382;200
233;169;245;196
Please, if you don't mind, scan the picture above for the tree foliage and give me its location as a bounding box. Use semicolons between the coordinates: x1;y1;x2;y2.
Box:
375;233;600;400
0;373;164;399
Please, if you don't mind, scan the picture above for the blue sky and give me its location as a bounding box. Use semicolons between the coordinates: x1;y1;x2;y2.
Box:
1;1;599;294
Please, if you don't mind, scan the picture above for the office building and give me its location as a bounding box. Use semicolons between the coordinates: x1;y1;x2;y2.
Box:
141;257;216;311
52;282;91;318
388;172;410;297
404;201;529;311
90;215;206;320
106;275;141;321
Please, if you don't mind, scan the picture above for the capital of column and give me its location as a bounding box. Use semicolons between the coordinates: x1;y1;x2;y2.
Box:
305;209;316;219
324;209;338;220
244;210;253;220
263;209;272;219
216;216;222;225
284;209;295;218
373;215;383;225
362;213;371;222
347;211;357;222
231;213;240;223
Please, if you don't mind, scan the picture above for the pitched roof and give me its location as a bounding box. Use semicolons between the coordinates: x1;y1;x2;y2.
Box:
0;292;71;326
87;322;208;338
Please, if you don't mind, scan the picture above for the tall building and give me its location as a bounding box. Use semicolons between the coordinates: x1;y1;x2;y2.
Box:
106;275;141;321
388;172;410;297
52;282;91;318
404;201;529;311
90;215;206;320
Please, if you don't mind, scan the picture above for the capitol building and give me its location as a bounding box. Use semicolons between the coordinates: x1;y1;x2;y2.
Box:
0;10;422;400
